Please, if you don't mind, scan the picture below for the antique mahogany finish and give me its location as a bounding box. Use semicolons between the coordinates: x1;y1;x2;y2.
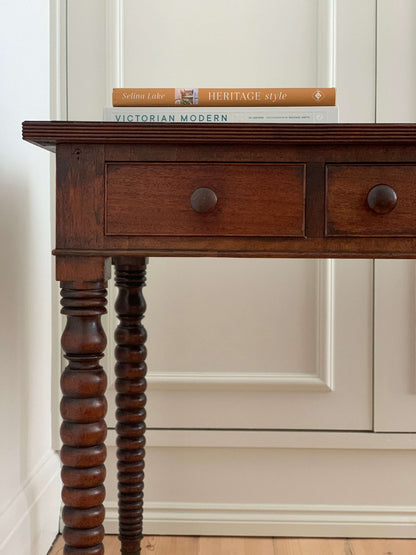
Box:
22;122;416;554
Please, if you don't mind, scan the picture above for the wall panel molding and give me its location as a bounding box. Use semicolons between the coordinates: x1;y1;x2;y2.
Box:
106;0;124;105
106;260;334;392
102;501;416;538
107;428;416;450
317;0;336;86
50;0;68;450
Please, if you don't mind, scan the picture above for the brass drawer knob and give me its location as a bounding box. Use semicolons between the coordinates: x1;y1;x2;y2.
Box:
190;187;217;213
367;184;397;214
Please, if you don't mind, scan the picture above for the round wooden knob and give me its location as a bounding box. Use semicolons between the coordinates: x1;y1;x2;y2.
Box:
190;188;217;213
367;184;397;214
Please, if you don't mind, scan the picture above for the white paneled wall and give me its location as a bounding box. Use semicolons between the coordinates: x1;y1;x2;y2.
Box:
53;0;416;539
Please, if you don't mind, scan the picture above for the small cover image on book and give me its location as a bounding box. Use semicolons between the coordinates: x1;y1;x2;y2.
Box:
175;88;199;105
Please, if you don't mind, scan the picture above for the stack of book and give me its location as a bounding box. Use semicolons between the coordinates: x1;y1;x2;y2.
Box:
103;87;338;123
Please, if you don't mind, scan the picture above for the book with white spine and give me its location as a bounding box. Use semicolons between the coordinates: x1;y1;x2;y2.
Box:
103;106;339;124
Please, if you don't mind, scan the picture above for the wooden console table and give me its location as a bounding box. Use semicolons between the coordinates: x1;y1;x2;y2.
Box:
23;122;416;554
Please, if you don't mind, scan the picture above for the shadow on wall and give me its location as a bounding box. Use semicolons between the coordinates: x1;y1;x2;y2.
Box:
0;165;58;552
0;179;32;481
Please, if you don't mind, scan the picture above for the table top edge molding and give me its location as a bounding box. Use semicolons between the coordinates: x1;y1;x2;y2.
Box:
22;121;416;152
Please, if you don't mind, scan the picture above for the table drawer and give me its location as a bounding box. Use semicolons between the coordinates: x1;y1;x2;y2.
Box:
105;163;305;237
326;164;416;237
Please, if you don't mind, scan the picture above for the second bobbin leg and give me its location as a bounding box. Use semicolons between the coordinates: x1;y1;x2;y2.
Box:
113;257;148;554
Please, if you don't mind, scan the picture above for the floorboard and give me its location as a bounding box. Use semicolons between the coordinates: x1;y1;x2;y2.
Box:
273;538;348;555
48;535;416;555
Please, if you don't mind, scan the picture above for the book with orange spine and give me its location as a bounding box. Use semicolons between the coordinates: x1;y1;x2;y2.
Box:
112;87;336;107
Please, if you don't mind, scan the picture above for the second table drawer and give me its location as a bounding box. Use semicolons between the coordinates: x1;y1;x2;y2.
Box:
326;164;416;237
105;162;306;237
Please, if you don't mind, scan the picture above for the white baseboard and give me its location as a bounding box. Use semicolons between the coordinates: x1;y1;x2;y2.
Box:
0;450;61;555
104;501;416;538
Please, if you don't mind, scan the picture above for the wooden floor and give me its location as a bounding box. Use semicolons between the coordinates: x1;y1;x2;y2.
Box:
49;535;416;554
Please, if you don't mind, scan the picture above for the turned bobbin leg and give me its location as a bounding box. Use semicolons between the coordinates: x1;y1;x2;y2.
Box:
60;280;108;555
113;257;148;555
57;256;111;555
